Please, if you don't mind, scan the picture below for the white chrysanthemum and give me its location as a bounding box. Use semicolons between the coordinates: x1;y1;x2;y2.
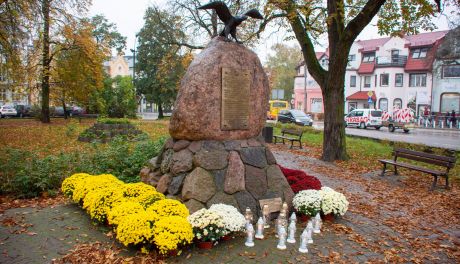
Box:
319;187;349;216
293;190;322;216
209;204;246;234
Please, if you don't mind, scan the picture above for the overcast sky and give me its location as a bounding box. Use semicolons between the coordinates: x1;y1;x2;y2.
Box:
89;0;454;63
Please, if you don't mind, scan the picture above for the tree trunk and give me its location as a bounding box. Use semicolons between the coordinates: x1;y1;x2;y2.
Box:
40;0;51;123
157;100;164;119
321;50;348;161
62;100;68;119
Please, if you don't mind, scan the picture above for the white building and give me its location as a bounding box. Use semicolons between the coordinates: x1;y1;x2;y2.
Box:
293;30;451;116
432;28;460;115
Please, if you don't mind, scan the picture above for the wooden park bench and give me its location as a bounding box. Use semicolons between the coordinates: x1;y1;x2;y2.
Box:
273;128;303;149
378;148;456;190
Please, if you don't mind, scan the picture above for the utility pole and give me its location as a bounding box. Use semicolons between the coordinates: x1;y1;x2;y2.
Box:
303;61;307;113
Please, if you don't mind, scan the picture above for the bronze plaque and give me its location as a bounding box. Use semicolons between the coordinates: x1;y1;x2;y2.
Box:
221;67;250;130
259;198;282;214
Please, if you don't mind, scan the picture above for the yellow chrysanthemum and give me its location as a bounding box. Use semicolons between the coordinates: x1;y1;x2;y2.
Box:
146;199;189;222
153;216;193;255
82;185;125;222
122;182;165;208
116;211;154;246
61;173;91;197
72;174;122;204
107;200;145;226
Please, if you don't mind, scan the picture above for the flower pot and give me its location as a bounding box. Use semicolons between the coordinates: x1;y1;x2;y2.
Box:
197;241;213;249
221;235;232;241
322;213;335;222
299;214;311;223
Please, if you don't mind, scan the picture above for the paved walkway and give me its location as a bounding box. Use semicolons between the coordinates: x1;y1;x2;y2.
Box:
1;148;458;263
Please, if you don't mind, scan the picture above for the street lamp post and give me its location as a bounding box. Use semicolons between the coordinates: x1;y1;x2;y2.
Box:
130;34;139;113
303;61;307;113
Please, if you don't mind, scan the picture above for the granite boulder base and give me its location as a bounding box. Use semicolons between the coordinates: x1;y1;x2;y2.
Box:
169;36;269;141
140;138;294;218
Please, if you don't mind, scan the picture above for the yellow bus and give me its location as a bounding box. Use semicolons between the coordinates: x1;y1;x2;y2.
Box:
267;100;289;120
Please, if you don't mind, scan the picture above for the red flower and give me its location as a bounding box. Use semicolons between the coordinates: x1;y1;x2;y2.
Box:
279;165;322;193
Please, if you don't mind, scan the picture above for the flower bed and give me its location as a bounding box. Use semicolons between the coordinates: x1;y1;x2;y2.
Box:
208;204;245;236
187;208;226;243
279;165;322;193
292;186;349;219
61;173;193;255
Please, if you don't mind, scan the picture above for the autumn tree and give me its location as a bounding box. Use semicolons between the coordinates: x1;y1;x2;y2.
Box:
266;43;302;100
52;21;106;118
136;6;189;118
167;0;266;48
266;0;446;161
39;0;90;123
100;76;137;118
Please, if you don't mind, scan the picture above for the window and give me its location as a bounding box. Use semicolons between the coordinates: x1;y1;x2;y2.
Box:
321;58;329;67
380;74;389;86
443;65;460;78
411;48;428;58
393;98;402;109
350;75;356;87
395;73;403;87
364;76;371;88
362;53;375;62
348;102;357;112
440;93;460;113
409;73;427;87
379;98;388;112
391;50;400;57
355;111;364;116
348;54;356;61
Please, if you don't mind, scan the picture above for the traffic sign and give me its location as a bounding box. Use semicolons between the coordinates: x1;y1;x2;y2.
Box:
368;97;373;103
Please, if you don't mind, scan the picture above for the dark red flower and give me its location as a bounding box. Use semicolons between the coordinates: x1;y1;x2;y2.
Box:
279;165;322;193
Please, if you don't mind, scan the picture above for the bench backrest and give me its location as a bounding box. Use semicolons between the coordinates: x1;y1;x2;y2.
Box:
281;128;303;137
393;148;456;168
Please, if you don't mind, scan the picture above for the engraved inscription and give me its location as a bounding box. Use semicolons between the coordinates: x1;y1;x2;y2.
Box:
221;67;251;130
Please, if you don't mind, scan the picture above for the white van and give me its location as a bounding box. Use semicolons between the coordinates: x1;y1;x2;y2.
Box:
345;109;382;129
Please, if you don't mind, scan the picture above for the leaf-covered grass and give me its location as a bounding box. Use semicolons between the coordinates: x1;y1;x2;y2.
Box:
273;124;460;181
0;118;170;198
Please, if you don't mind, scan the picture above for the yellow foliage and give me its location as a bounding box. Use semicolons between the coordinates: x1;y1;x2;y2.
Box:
122;182;165;208
72;174;123;204
82;185;125;222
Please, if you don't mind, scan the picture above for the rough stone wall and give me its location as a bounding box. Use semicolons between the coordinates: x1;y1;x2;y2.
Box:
140;137;294;218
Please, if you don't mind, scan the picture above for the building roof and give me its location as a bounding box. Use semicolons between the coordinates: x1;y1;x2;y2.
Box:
357;62;375;74
356;37;391;52
405;37;444;72
405;30;448;48
346;91;377;101
296;51;329;69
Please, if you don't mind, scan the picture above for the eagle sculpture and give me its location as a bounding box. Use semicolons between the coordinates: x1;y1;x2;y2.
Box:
198;1;263;43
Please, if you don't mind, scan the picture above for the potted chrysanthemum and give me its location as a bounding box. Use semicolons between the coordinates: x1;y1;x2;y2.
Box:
187;208;225;249
292;189;322;222
209;204;245;240
318;186;349;221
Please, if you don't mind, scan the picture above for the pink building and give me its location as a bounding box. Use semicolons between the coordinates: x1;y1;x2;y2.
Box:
294;52;328;113
293;31;449;116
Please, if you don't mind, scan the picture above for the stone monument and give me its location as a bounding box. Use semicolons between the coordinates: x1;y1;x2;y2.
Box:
140;36;294;218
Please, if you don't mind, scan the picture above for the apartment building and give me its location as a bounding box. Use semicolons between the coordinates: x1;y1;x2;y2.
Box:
293;30;451;116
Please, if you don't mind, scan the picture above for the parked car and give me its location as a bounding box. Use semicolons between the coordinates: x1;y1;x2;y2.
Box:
0;105;18;118
278;109;313;126
70;106;85;116
52;106;73;117
15;104;31;117
345;109;382;129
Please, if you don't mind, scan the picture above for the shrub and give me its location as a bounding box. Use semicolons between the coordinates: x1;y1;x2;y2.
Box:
82;185;125;222
97;118;131;124
153;216;193;255
72;174;123;204
122;182;165;208
0;136;166;198
146;199;189;222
